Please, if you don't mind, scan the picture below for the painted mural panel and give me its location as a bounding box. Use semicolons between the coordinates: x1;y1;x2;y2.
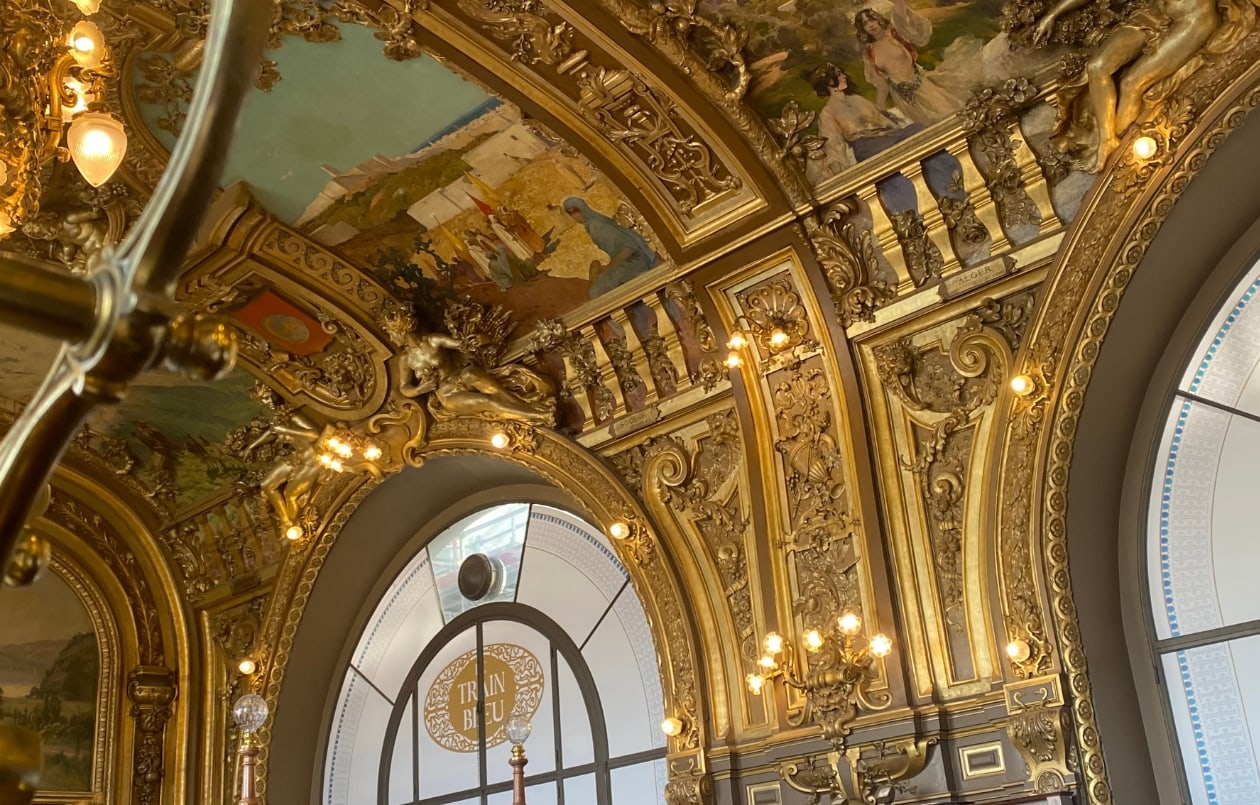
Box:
132;22;667;332
0;571;98;793
699;0;1051;184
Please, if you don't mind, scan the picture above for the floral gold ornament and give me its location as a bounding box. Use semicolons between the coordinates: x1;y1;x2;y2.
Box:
747;611;893;751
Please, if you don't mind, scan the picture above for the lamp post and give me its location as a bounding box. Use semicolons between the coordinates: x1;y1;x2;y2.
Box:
505;715;531;805
233;693;269;805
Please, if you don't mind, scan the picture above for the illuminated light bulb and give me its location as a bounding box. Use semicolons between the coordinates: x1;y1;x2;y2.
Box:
837;611;862;636
1006;639;1031;663
238;658;257;675
67;21;106;69
769;328;790;348
326;437;342;451
1009;374;1035;397
608;521;630;540
362;444;382;461
763;631;784;655
0;210;13;238
803;629;824;651
71;0;102;13
868;633;893;658
490;432;510;449
318;453;333;467
0;163;8;186
1132;135;1158;160
329;459;344;473
726;331;748;350
284;525;303;541
336;442;353;459
66;110;126;187
746;673;765;695
725;351;742;369
661;716;683;737
758;654;777;670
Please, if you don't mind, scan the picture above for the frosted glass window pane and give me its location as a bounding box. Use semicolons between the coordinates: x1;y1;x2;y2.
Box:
583;607;657;757
611;760;667;805
481;620;556;784
1162;636;1260;805
1178;268;1260;413
431;504;529;622
525;783;558;805
389;697;414;805
355;552;447;696
324;670;393;805
565;773;596;804
416;628;482;798
558;656;594;767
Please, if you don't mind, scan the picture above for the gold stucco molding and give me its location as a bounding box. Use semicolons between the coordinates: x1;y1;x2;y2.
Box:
995;46;1260;805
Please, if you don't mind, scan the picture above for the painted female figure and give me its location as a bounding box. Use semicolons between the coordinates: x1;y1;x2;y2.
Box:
562;197;659;297
855;0;965;125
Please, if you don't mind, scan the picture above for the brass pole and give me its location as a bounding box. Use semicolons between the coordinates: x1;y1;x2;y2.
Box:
0;253;98;343
237;734;260;805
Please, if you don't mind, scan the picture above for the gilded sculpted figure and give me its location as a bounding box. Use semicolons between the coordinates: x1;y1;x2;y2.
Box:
1030;0;1233;171
383;303;556;426
248;412;325;537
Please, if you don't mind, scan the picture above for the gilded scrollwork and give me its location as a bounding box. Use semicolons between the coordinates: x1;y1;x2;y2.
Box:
527;317;618;422
738;279;810;353
769;102;827;173
576;66;740;212
339;0;427;61
805;199;893;328
454;0;584;69
128;666;177;805
889;209;944;286
623;0;750;100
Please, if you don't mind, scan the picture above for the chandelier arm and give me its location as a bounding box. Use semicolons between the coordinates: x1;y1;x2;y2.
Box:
123;0;271;298
0;252;98;343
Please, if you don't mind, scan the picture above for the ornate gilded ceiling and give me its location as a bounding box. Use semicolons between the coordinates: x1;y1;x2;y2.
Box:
7;0;1260;802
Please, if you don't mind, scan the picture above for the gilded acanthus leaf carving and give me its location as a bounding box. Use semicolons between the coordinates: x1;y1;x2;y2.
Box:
889;209;944;286
770;101;827;171
805;200;894;328
623;0;750;99
527;318;617;422
576;66;740;212
340;0;427;61
455;0;581;67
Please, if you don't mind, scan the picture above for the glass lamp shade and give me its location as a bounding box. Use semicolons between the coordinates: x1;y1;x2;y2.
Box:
505;715;532;746
68;21;106;69
67;111;127;187
0;210;13;238
71;0;102;13
233;693;270;733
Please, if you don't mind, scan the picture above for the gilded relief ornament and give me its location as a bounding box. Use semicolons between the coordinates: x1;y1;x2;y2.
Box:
455;0;585;69
526;317;617;422
805;199;893;328
623;0;750;99
769;102;827;172
383;302;556;426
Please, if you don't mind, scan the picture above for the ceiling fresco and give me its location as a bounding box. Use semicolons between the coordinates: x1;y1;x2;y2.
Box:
696;0;1053;185
0;326;269;511
132;21;670;333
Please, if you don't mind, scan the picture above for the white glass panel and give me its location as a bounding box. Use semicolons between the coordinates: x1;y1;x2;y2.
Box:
324;669;394;805
355;552;447;697
431;504;530;621
515;515;625;646
583;604;656;758
417;627;482;798
611;760;667;805
481;620;556;784
1148;399;1229;639
1178;267;1260;413
525;782;559;805
1210;414;1260;627
1162;636;1260;805
564;773;597;804
558;655;595;767
389;697;414;805
608;583;665;750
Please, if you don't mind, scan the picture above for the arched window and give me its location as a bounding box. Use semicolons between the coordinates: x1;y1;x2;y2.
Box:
1147;262;1260;804
323;503;667;805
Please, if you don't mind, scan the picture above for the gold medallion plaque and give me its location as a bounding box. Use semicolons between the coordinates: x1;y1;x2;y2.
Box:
423;643;544;752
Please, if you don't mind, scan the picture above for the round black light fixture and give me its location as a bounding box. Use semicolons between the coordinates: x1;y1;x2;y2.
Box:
458;553;499;601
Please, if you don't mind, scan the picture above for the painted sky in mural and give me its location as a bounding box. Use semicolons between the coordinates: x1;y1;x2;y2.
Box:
700;0;1049;184
0;571;98;792
133;22;666;332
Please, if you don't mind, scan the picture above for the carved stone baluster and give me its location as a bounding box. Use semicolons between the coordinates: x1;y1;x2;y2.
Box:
633;296;683;397
586;322;632;418
902;160;960;277
608;307;659;404
855;184;913;293
595;317;648;413
1012;120;1061;232
946;140;1011;255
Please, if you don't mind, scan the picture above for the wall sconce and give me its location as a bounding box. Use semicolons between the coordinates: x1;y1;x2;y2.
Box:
607;520;630;540
490;431;510;449
1008;374;1035;397
660;715;684;737
237;658;257;675
1131;135;1158;160
748;611;892;750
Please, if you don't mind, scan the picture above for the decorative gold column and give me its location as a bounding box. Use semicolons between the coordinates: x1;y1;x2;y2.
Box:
128;666;177;805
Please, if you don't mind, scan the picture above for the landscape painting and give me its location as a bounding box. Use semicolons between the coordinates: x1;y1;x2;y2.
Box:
132;21;667;334
0;569;99;793
699;0;1051;184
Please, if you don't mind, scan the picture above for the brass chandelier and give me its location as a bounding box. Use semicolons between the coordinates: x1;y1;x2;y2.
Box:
0;0;128;237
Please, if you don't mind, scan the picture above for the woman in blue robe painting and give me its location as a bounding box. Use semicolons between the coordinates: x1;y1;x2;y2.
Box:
563;197;658;297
